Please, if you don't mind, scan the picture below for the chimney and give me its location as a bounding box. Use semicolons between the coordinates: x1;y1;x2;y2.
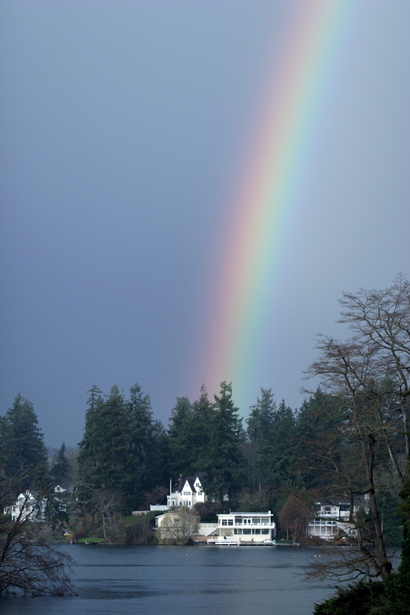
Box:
179;474;183;492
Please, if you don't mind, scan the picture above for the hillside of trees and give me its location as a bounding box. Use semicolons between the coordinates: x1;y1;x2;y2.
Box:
1;276;409;609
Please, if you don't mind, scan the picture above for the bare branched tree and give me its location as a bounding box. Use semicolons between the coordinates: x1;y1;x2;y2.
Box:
0;474;75;596
75;475;121;543
158;507;199;545
305;277;410;583
278;492;313;542
339;275;410;455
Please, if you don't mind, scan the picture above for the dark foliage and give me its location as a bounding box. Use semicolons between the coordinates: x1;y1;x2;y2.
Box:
313;581;386;615
0;395;48;488
77;384;170;516
125;515;156;545
50;442;71;486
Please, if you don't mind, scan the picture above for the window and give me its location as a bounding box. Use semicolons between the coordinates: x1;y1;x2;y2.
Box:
228;519;233;526
262;529;269;535
222;520;227;526
243;529;251;535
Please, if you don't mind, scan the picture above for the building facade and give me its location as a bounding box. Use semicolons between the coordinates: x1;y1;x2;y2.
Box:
207;511;276;544
307;498;367;540
5;491;47;522
5;490;67;523
167;474;207;508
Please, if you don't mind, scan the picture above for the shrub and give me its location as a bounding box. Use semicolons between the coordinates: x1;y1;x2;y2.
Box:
313;582;386;615
125;515;156;545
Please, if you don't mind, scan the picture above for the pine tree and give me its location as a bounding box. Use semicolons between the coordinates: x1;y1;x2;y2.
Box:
246;388;276;443
244;388;277;489
50;442;71;486
1;395;48;486
203;382;245;501
294;388;344;491
168;396;195;476
127;383;169;508
262;399;297;489
78;385;130;510
192;387;216;472
379;461;410;613
78;384;169;513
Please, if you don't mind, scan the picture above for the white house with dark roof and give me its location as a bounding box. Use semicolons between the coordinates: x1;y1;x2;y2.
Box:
149;473;229;513
167;473;207;508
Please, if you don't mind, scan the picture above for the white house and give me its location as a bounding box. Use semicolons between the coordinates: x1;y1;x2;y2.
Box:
155;507;200;544
167;473;207;508
5;491;67;523
207;511;276;545
307;497;367;540
150;473;209;512
5;491;47;522
149;473;230;513
54;485;68;495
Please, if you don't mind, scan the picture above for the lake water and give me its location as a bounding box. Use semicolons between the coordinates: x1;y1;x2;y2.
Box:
1;544;334;615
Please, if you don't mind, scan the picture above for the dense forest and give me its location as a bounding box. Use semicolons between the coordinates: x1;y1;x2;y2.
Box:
0;381;406;544
1;276;410;610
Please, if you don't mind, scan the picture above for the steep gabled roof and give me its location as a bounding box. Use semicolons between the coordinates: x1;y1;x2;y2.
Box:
180;473;206;493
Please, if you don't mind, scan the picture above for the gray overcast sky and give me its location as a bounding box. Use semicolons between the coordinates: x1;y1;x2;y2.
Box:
1;1;409;449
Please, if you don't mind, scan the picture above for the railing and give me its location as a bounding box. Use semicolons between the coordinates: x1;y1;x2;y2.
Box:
221;522;275;528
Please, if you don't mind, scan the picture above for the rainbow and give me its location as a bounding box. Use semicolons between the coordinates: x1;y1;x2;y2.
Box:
199;0;355;410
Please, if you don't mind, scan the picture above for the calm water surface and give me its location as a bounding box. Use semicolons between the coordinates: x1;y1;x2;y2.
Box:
1;545;334;615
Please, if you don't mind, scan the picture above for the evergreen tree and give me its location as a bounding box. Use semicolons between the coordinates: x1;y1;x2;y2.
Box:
145;418;170;496
76;385;103;474
294;388;345;491
203;382;245;501
1;395;48;485
168;396;196;476
376;461;410;614
262;399;297;489
192;387;216;471
127;383;154;503
78;384;168;513
244;388;277;489
50;442;71;486
394;463;410;609
246;388;276;443
127;383;169;508
78;385;130;511
0;415;7;475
